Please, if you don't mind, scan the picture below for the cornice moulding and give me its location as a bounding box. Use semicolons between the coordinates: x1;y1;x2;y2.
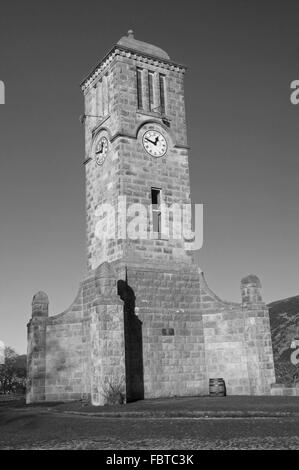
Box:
80;45;187;92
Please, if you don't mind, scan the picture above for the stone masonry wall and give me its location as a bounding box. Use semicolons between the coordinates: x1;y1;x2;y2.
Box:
27;263;127;405
26;317;47;403
202;309;250;395
41;288;84;402
200;274;276;395
27;262;276;404
124;262;210;398
122;263;276;398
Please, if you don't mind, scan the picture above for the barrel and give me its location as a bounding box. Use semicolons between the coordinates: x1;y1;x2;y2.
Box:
209;378;226;397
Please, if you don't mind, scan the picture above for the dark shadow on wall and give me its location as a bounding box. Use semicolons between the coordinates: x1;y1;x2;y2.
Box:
117;280;144;402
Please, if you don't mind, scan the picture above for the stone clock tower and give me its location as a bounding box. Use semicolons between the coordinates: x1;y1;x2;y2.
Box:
26;32;276;405
82;30;192;273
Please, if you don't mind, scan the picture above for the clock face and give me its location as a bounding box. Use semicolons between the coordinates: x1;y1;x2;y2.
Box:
142;130;167;157
94;136;108;165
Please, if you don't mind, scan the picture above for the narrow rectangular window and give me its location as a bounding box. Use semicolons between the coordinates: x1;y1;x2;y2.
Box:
103;73;109;115
92;84;97;117
106;73;110;114
159;74;166;115
151;188;161;236
137;68;143;109
148;72;154;110
96;79;103;117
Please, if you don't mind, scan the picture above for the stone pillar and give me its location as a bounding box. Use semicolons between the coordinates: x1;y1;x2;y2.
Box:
241;275;276;394
89;263;126;406
26;292;49;403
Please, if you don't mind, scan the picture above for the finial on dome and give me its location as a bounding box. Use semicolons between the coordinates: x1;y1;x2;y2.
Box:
117;31;170;60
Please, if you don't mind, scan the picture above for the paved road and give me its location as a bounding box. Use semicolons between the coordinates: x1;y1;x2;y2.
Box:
0;406;298;449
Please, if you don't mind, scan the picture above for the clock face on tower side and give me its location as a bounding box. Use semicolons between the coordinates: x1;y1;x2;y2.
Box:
94;136;108;166
142;130;167;157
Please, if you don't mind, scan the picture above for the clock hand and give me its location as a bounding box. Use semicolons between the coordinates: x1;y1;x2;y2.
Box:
145;137;156;145
154;136;159;145
96;142;104;154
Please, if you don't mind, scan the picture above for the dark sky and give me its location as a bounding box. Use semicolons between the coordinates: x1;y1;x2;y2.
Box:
0;0;298;353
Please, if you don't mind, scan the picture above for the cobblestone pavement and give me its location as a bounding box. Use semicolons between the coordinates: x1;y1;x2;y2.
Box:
0;406;298;449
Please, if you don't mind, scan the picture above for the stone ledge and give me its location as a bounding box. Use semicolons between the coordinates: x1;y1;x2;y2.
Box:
271;384;299;396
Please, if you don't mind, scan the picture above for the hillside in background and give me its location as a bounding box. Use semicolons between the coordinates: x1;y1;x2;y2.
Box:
268;296;299;384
